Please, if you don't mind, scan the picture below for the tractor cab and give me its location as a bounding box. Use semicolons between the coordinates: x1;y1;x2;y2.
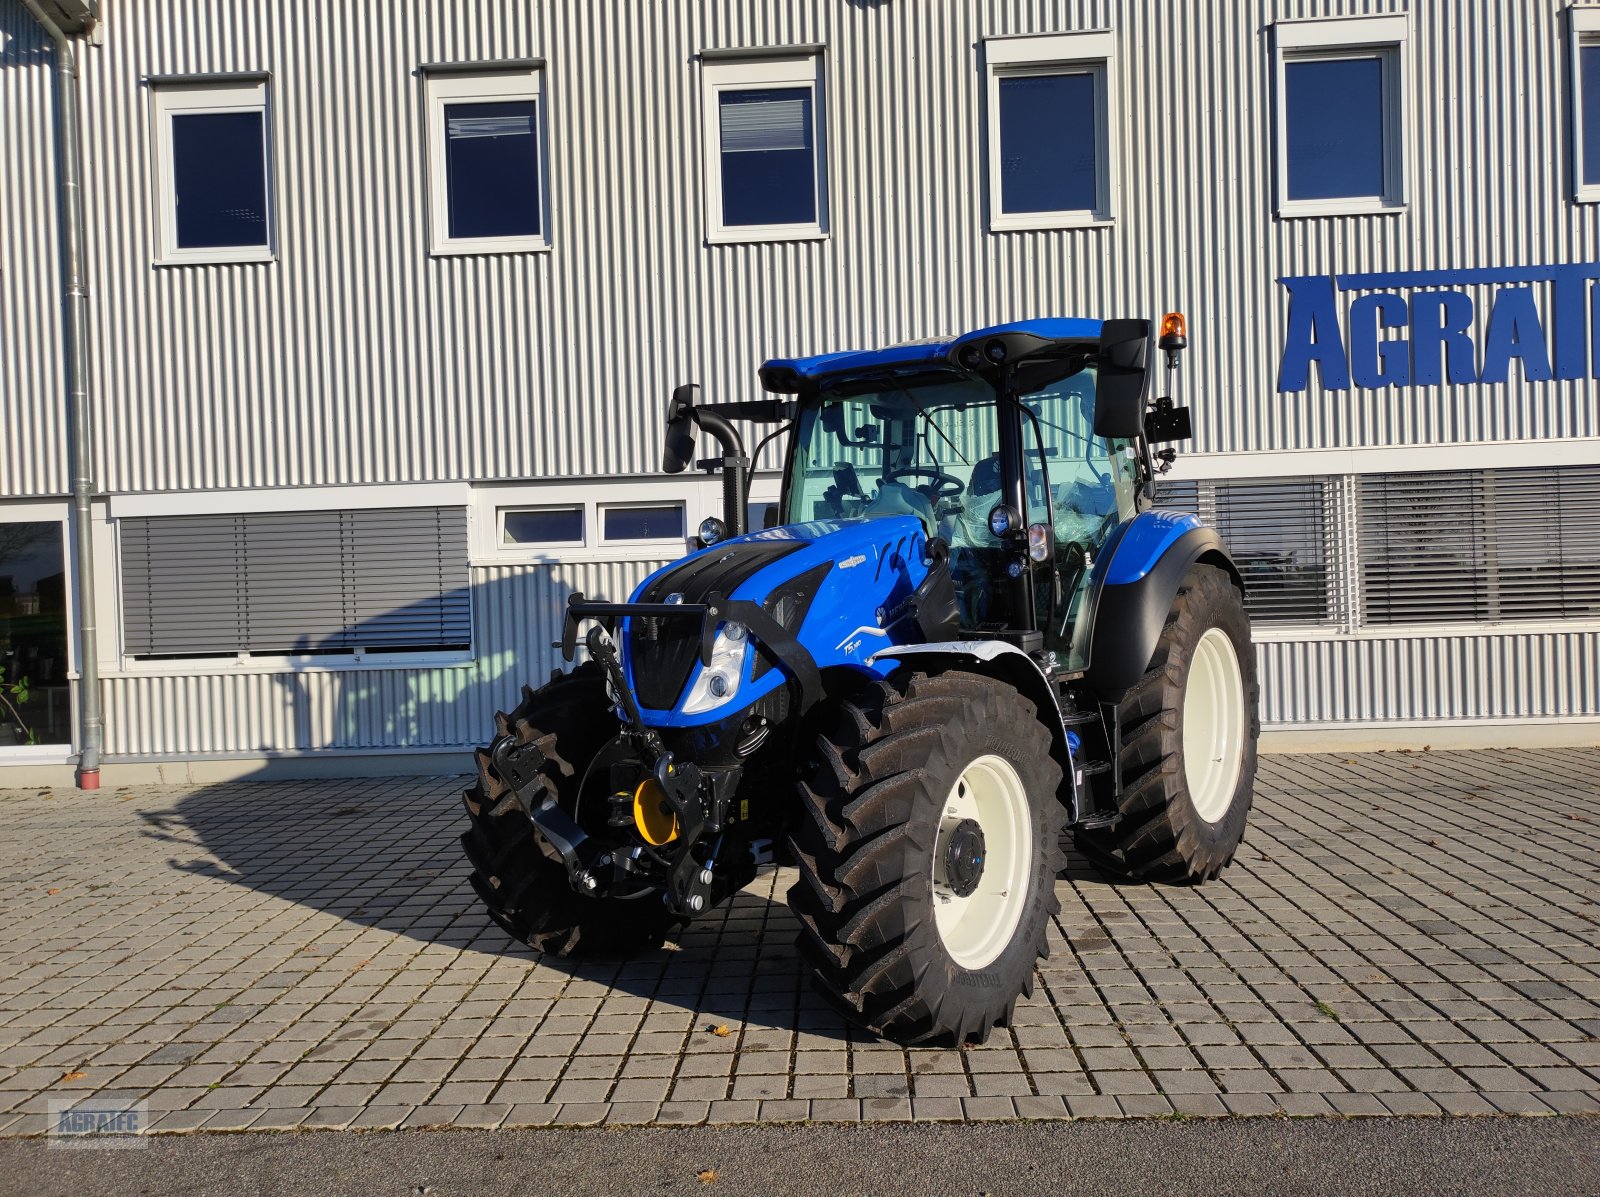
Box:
777;338;1140;669
764;318;1157;672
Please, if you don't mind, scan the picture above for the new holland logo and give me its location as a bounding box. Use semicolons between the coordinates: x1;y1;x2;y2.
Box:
1276;262;1600;392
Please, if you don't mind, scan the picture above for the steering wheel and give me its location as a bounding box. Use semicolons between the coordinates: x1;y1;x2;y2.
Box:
888;465;964;500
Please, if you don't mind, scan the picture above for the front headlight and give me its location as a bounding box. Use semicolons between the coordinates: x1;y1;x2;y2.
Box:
681;621;750;714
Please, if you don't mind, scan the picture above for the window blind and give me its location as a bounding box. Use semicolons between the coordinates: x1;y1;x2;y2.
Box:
1359;466;1600;625
447;111;532;140
720;93;810;153
120;506;471;658
1153;477;1334;624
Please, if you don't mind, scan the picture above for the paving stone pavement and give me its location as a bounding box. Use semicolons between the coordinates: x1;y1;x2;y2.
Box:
1;749;1597;1137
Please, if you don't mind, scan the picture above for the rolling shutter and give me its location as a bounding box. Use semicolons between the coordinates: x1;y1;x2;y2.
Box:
1359;465;1600;625
120;506;470;658
1153;477;1335;624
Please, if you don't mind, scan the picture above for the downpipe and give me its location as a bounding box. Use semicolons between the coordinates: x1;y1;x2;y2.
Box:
22;0;103;788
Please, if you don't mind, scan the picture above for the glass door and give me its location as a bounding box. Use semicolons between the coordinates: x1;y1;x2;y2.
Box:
0;518;72;752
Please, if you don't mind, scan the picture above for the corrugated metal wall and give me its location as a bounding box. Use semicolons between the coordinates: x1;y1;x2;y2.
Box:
99;574;1600;754
1258;633;1600;724
6;0;1594;498
1;1;68;497
93;503;1600;752
5;0;1596;752
100;557;673;755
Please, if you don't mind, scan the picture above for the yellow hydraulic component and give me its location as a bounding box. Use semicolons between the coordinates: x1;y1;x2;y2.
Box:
632;777;679;845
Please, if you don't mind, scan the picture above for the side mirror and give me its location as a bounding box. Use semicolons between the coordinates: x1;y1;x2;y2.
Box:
1093;319;1151;439
662;382;699;474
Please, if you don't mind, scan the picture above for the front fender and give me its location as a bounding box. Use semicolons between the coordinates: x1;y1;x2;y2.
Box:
1082;519;1242;696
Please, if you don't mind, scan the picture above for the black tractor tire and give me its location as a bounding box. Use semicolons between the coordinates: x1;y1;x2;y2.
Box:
461;664;675;957
1077;562;1260;883
788;671;1065;1046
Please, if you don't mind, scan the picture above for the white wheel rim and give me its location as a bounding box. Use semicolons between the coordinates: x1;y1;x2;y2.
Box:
1183;626;1246;824
931;754;1033;971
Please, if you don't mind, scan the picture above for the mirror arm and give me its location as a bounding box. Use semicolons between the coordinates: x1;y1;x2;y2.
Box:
699;399;795;425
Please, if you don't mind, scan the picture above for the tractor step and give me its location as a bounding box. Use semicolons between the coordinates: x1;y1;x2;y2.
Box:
1060;710;1101;728
1075;811;1122;831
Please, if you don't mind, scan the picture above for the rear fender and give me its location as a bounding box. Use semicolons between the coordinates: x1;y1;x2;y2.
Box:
1083;521;1242;697
867;641;1084;821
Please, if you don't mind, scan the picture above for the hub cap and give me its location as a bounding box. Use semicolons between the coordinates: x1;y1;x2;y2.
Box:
942;819;986;898
1182;627;1247;823
932;754;1033;970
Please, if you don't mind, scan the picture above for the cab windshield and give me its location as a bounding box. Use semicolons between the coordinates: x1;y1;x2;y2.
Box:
783;364;1137;654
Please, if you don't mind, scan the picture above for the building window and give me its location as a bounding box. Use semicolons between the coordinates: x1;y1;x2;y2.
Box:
601;504;686;544
1153;478;1336;625
1359;466;1600;626
984;32;1115;230
0;517;72;750
150;78;273;264
424;67;548;254
701;52;826;243
1574;7;1600;202
1273;16;1408;217
119;507;471;659
500;506;584;546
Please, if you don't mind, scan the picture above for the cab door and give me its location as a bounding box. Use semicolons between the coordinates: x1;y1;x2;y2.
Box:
1020;372;1138;669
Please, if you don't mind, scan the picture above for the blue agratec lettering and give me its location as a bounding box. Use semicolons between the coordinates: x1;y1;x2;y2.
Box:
1276;262;1600;392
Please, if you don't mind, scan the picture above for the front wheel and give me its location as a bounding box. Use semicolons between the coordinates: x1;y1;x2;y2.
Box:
460;665;676;957
1078;562;1260;882
787;671;1065;1045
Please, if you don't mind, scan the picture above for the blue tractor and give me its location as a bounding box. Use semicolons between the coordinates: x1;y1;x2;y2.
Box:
462;315;1259;1044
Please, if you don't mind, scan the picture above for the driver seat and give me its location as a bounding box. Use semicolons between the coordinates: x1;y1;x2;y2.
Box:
863;480;936;537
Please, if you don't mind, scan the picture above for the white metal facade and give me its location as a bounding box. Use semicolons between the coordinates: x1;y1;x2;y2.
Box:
2;0;1597;763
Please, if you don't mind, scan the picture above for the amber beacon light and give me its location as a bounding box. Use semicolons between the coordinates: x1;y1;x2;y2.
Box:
1159;311;1188;352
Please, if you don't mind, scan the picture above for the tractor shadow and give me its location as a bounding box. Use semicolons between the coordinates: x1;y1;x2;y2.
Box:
137;773;852;1038
132;574;1121;1041
126;574;845;1038
140;763;1118;1043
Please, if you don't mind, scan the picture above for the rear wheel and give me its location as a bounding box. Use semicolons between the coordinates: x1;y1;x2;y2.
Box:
788;671;1064;1045
460;665;675;956
1078;562;1259;882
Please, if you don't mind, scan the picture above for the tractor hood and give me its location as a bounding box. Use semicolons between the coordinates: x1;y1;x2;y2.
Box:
619;516;940;726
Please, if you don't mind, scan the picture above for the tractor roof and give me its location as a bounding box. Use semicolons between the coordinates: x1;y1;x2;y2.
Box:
759;317;1102;391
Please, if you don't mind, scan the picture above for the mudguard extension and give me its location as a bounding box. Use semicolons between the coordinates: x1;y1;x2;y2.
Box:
1083;516;1241;696
869;640;1085;823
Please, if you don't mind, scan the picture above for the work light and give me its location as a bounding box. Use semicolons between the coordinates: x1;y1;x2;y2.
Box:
988;504;1021;538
